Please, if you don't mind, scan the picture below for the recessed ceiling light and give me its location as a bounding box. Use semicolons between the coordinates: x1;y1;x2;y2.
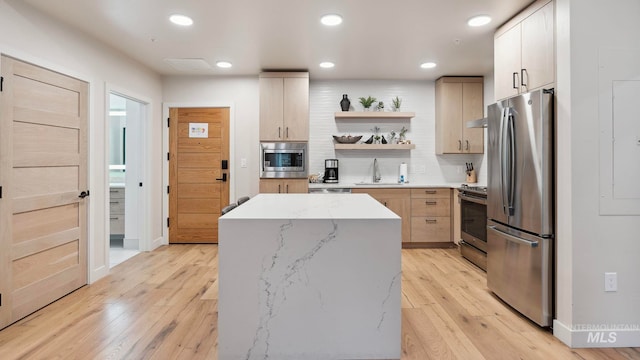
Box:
216;61;233;68
169;14;193;26
420;62;437;69
319;62;335;69
467;15;492;27
321;14;343;26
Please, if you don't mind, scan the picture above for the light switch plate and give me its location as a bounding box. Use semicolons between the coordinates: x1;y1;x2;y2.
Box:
604;272;617;292
241;158;247;168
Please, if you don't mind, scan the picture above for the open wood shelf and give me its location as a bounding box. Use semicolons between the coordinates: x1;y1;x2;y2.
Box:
334;111;415;119
334;143;416;150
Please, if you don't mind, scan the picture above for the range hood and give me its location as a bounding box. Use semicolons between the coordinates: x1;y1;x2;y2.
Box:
466;117;487;128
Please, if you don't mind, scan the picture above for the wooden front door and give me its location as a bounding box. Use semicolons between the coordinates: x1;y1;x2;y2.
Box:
0;56;88;329
169;108;230;244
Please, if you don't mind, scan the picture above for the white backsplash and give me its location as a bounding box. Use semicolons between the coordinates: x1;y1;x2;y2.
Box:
309;80;486;185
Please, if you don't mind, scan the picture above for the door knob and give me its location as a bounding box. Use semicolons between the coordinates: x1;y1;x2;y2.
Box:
216;173;227;182
78;190;90;199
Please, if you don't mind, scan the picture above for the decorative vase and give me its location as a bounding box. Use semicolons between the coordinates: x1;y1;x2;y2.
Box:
340;94;350;111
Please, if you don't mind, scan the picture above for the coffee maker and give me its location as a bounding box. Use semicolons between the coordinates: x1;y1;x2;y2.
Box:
323;159;339;183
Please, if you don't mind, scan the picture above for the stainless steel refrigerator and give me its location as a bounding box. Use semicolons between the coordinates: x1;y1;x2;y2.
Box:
486;88;554;327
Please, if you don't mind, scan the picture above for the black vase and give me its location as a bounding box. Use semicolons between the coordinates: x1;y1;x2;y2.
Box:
340;94;350;111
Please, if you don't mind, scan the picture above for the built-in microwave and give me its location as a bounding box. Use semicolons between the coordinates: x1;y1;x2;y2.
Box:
260;142;308;178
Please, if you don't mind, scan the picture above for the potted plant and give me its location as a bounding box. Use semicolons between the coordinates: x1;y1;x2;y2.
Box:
391;96;402;112
376;101;384;112
399;126;408;143
359;96;377;111
388;130;397;144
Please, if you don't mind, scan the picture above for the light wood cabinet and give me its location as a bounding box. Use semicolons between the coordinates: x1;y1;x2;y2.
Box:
259;72;309;141
259;179;308;194
352;188;411;243
410;188;452;243
109;187;125;236
494;0;554;101
435;77;484;154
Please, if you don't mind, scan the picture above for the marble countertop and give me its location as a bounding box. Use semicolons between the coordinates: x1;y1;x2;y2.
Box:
221;193;399;220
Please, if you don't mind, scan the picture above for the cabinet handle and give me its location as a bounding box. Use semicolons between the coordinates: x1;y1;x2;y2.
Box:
110;201;119;204
110;216;118;220
286;184;289;193
458;140;462;150
286;127;289;138
465;140;469;151
384;201;388;207
278;127;281;138
425;190;436;194
425;219;438;224
512;72;519;89
521;69;527;87
425;201;437;205
278;184;281;193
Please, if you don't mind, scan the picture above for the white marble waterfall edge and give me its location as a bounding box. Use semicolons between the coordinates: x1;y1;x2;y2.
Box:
219;195;401;360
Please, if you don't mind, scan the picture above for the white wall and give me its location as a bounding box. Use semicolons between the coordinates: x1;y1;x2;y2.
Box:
309;80;487;185
554;0;640;347
162;76;260;198
0;0;163;282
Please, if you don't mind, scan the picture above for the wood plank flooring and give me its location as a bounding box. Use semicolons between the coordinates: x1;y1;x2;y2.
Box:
0;245;638;359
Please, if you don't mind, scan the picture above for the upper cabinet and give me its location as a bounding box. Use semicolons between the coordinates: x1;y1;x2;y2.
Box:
435;76;484;154
259;72;309;141
494;0;555;101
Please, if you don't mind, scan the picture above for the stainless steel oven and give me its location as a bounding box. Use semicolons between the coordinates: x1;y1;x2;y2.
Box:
458;185;487;271
260;142;308;178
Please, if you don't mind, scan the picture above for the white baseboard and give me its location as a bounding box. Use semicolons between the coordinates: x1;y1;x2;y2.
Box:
554;319;640;347
89;265;108;284
151;236;166;250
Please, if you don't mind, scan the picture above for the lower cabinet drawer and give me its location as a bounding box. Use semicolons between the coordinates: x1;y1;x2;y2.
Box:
411;216;451;242
110;215;124;234
411;198;451;217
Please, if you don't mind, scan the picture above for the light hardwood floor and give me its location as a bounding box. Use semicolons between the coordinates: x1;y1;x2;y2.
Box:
0;245;638;359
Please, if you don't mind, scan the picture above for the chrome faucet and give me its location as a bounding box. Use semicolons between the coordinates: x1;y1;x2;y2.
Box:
373;158;381;183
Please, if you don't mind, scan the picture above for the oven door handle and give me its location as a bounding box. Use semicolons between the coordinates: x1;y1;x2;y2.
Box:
458;193;487;205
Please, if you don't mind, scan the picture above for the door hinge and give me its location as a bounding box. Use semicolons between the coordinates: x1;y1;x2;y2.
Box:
167;217;170;227
167;185;170;194
139;182;143;187
0;185;2;199
0;76;4;92
0;293;2;306
167;152;170;161
167;117;170;127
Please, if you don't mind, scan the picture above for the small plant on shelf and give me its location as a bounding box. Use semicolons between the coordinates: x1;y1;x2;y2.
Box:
391;96;402;111
388;130;397;144
398;126;409;143
376;101;384;111
359;96;377;111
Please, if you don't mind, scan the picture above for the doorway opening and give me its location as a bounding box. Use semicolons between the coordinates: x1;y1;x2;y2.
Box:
108;93;146;267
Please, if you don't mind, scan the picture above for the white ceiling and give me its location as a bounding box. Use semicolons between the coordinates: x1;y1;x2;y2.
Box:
23;0;532;80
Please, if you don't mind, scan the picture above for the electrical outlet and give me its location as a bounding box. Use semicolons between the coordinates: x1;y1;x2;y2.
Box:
241;158;247;168
604;272;617;292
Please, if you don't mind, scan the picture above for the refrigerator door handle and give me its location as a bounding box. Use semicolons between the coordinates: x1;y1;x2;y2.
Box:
488;225;539;248
506;110;516;216
499;107;509;215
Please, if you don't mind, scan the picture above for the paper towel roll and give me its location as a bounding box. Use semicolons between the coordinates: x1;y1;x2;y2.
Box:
399;163;408;184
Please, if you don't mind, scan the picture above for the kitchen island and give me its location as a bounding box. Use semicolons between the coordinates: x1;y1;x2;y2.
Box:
218;193;401;360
